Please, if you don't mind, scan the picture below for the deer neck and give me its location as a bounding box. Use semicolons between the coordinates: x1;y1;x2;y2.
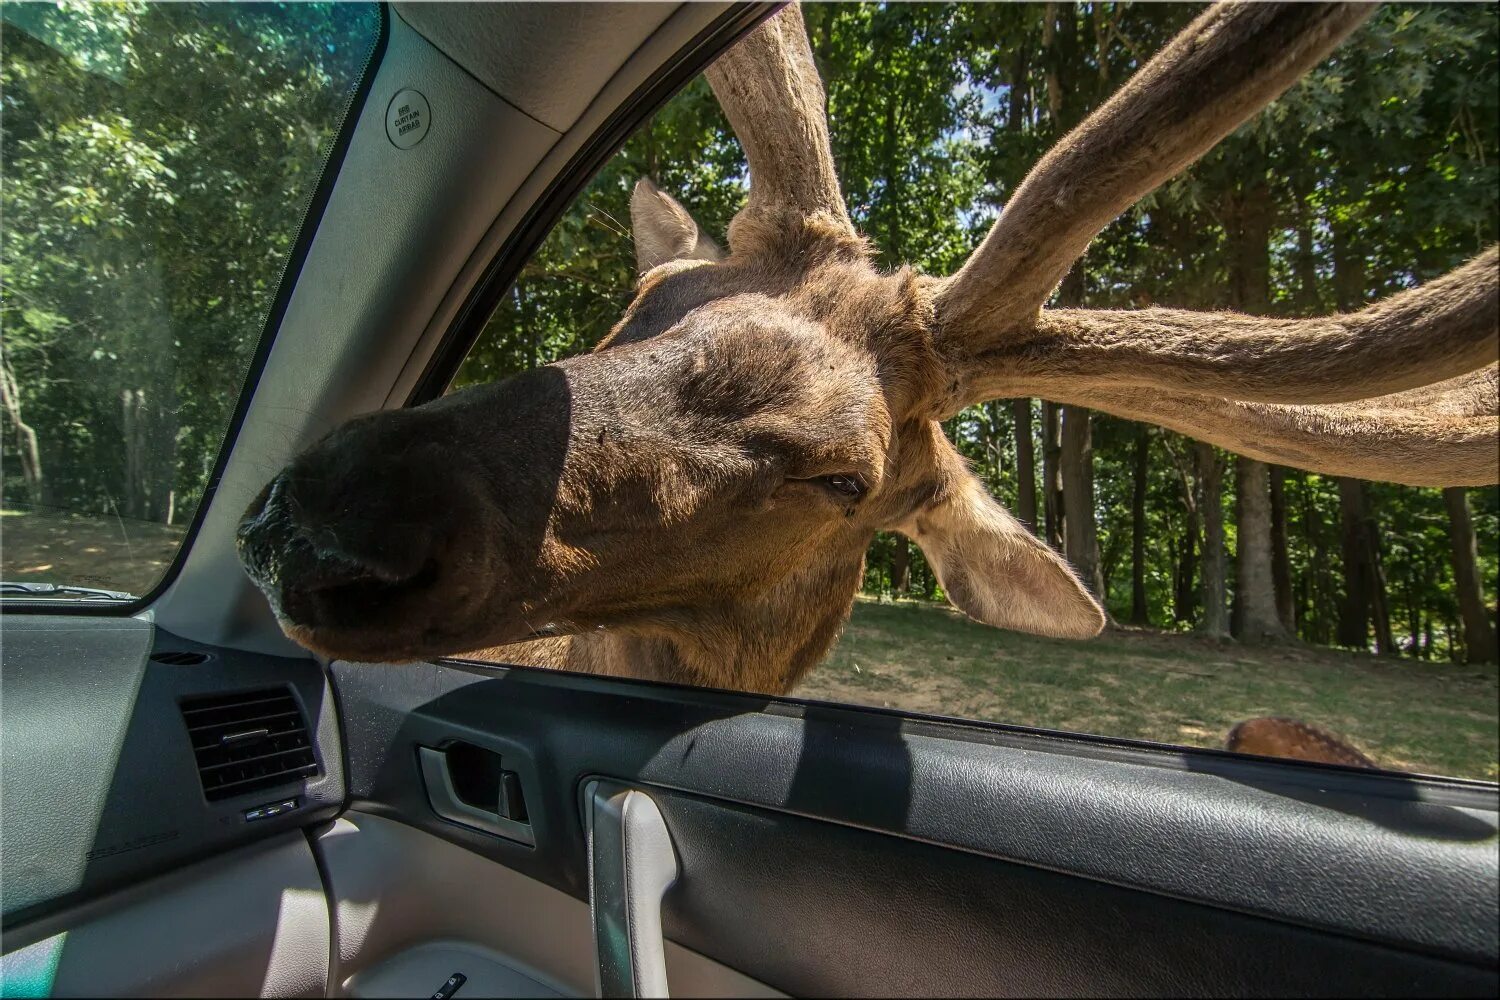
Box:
474;550;866;695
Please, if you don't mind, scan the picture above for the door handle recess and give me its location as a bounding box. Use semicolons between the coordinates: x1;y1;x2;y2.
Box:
586;781;678;999
418;745;534;847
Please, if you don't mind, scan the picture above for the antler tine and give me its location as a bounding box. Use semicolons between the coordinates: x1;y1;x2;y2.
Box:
964;247;1500;406
934;2;1373;344
705;4;854;234
1063;365;1500;488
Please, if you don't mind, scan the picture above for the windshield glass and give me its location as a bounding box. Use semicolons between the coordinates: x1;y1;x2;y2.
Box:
1;1;380;600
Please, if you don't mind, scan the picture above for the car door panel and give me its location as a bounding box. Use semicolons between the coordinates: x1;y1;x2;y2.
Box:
329;656;1499;997
650;785;1493;997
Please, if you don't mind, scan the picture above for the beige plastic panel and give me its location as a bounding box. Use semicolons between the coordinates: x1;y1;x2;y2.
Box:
316;811;782;998
346;943;565;999
0;833;329;998
394;2;680;131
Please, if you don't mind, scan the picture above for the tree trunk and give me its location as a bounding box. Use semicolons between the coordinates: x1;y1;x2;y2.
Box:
122;389;147;520
1270;467;1295;630
1010;398;1037;534
1061;406;1105;600
1331;219;1367;316
1174;510;1197;626
0;349;44;503
1369;529;1397;657
1042;401;1063;550
1001;23;1037;539
1303;484;1334;645
1235;457;1288;643
1403;561;1422;658
1054;256;1099;596
1336;477;1372;650
1007;40;1029;133
1222;167;1285;644
1169;438;1199;626
1444;487;1499;663
1196;442;1229;639
1130;425;1150;626
890;537;911;597
1293;174;1320;313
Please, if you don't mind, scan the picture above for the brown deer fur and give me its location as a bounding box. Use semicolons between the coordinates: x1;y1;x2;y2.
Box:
238;3;1498;706
1225;717;1376;769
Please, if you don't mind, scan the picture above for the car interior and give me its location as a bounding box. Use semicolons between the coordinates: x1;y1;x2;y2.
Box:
1;3;1496;998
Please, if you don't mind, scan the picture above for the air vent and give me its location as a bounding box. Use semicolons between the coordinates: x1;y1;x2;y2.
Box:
179;687;319;801
152;650;211;665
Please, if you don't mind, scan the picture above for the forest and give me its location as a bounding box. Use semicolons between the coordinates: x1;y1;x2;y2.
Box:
1;2;378;579
2;4;1496;665
453;1;1500;666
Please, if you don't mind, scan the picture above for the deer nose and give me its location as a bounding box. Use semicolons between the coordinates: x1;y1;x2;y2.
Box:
237;474;434;624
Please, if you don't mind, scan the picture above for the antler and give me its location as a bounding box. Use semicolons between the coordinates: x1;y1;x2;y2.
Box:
1066;366;1499;488
704;4;854;235
933;2;1372;342
964;248;1500;406
706;3;1498;488
921;0;1500;487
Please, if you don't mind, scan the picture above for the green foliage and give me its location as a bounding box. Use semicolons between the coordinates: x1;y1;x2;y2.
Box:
2;2;378;531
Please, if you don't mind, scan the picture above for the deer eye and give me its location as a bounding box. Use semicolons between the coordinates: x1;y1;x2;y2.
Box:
817;474;866;500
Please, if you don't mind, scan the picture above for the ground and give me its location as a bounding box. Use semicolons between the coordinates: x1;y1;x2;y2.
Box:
4;507;1496;780
1;506;185;594
802;597;1500;781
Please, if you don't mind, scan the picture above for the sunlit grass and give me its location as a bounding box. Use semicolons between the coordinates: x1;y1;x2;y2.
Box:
801;597;1500;781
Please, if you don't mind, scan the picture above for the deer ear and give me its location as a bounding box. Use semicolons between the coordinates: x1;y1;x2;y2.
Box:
905;475;1106;640
630;178;723;276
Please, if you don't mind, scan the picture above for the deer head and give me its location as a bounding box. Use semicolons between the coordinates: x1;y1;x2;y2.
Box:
238;2;1498;692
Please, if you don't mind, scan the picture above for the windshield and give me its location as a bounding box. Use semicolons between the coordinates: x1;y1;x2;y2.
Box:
1;1;381;600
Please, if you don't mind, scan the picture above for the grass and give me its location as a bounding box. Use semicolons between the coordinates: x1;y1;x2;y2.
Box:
799;597;1500;781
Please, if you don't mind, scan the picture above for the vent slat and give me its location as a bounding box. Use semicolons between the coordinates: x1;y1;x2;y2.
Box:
186;709;300;733
199;744;315;773
181;693;292;716
192;726;302;751
204;763;319;795
179;686;320;802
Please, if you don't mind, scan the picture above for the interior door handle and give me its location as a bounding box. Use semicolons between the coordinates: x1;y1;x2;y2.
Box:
417;745;535;846
585;781;678;999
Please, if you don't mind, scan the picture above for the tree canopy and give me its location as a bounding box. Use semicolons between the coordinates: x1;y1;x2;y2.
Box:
2;1;379;531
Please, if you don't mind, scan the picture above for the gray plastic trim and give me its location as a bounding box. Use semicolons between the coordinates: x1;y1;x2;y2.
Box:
0;615;343;927
586;783;678;998
393;2;682;131
418;746;535;846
